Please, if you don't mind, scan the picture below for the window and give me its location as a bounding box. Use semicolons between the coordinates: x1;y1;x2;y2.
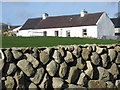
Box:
82;29;87;36
55;31;59;36
66;31;70;37
43;31;47;36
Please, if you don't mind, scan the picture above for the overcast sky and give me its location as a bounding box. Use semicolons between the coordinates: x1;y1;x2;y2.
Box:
1;1;119;26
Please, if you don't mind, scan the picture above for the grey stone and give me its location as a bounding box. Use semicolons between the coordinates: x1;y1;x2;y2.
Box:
12;50;23;60
106;81;115;88
25;53;39;68
39;73;50;88
82;48;90;60
64;45;74;52
0;49;4;59
39;51;50;65
101;54;109;67
115;80;120;89
91;52;101;65
97;67;110;81
91;45;96;52
87;46;93;52
108;49;116;61
32;47;39;59
53;50;62;63
77;72;88;87
1;77;5;81
66;66;80;83
76;57;85;70
115;52;120;64
4;49;13;62
114;46;120;52
30;67;44;85
7;63;17;75
96;46;104;54
17;59;34;77
0;50;4;72
14;70;25;88
64;51;74;63
5;76;15;88
58;47;65;57
29;83;37;89
46;60;59;76
64;84;86;90
52;77;64;88
84;61;93;79
72;45;81;58
44;47;53;55
59;62;67;78
108;63;119;79
88;80;106;88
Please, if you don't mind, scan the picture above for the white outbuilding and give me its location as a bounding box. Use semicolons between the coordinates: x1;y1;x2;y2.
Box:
18;10;115;39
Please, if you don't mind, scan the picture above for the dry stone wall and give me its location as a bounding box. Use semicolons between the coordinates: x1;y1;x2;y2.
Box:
0;44;120;89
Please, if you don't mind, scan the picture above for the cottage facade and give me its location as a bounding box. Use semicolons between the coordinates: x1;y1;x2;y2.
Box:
17;10;115;39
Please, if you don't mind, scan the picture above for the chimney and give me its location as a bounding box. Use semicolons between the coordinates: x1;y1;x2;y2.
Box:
42;13;48;19
80;9;88;17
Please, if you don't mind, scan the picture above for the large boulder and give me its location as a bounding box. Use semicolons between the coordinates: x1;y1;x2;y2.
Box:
97;67;110;81
5;76;15;88
91;52;101;66
84;61;93;79
59;62;68;78
52;77;64;88
53;50;62;63
12;50;23;60
108;49;116;62
39;73;50;88
66;66;80;83
64;51;74;63
77;72;88;87
17;59;34;77
30;67;44;85
72;45;81;58
115;52;120;64
7;63;17;75
46;60;59;76
25;53;39;68
39;51;50;65
108;63;119;79
82;48;90;60
101;54;109;67
88;80;106;88
76;57;86;70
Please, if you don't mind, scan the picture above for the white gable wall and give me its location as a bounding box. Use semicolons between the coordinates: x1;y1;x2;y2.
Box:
96;12;115;39
18;26;97;38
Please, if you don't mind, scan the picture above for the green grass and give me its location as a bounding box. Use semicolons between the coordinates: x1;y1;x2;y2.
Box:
1;36;120;48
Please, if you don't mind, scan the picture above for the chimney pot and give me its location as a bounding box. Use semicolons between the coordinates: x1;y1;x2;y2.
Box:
80;9;87;17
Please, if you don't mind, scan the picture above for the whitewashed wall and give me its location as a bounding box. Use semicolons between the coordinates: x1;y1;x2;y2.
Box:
96;12;115;39
18;26;97;38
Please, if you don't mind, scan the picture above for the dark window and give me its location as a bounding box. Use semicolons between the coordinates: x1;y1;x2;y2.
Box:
66;31;70;37
55;31;59;36
43;31;47;36
82;29;87;36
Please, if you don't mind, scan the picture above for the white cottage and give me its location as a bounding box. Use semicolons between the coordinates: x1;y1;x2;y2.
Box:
18;10;115;39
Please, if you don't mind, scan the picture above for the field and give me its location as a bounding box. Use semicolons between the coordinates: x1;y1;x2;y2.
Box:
1;36;120;48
